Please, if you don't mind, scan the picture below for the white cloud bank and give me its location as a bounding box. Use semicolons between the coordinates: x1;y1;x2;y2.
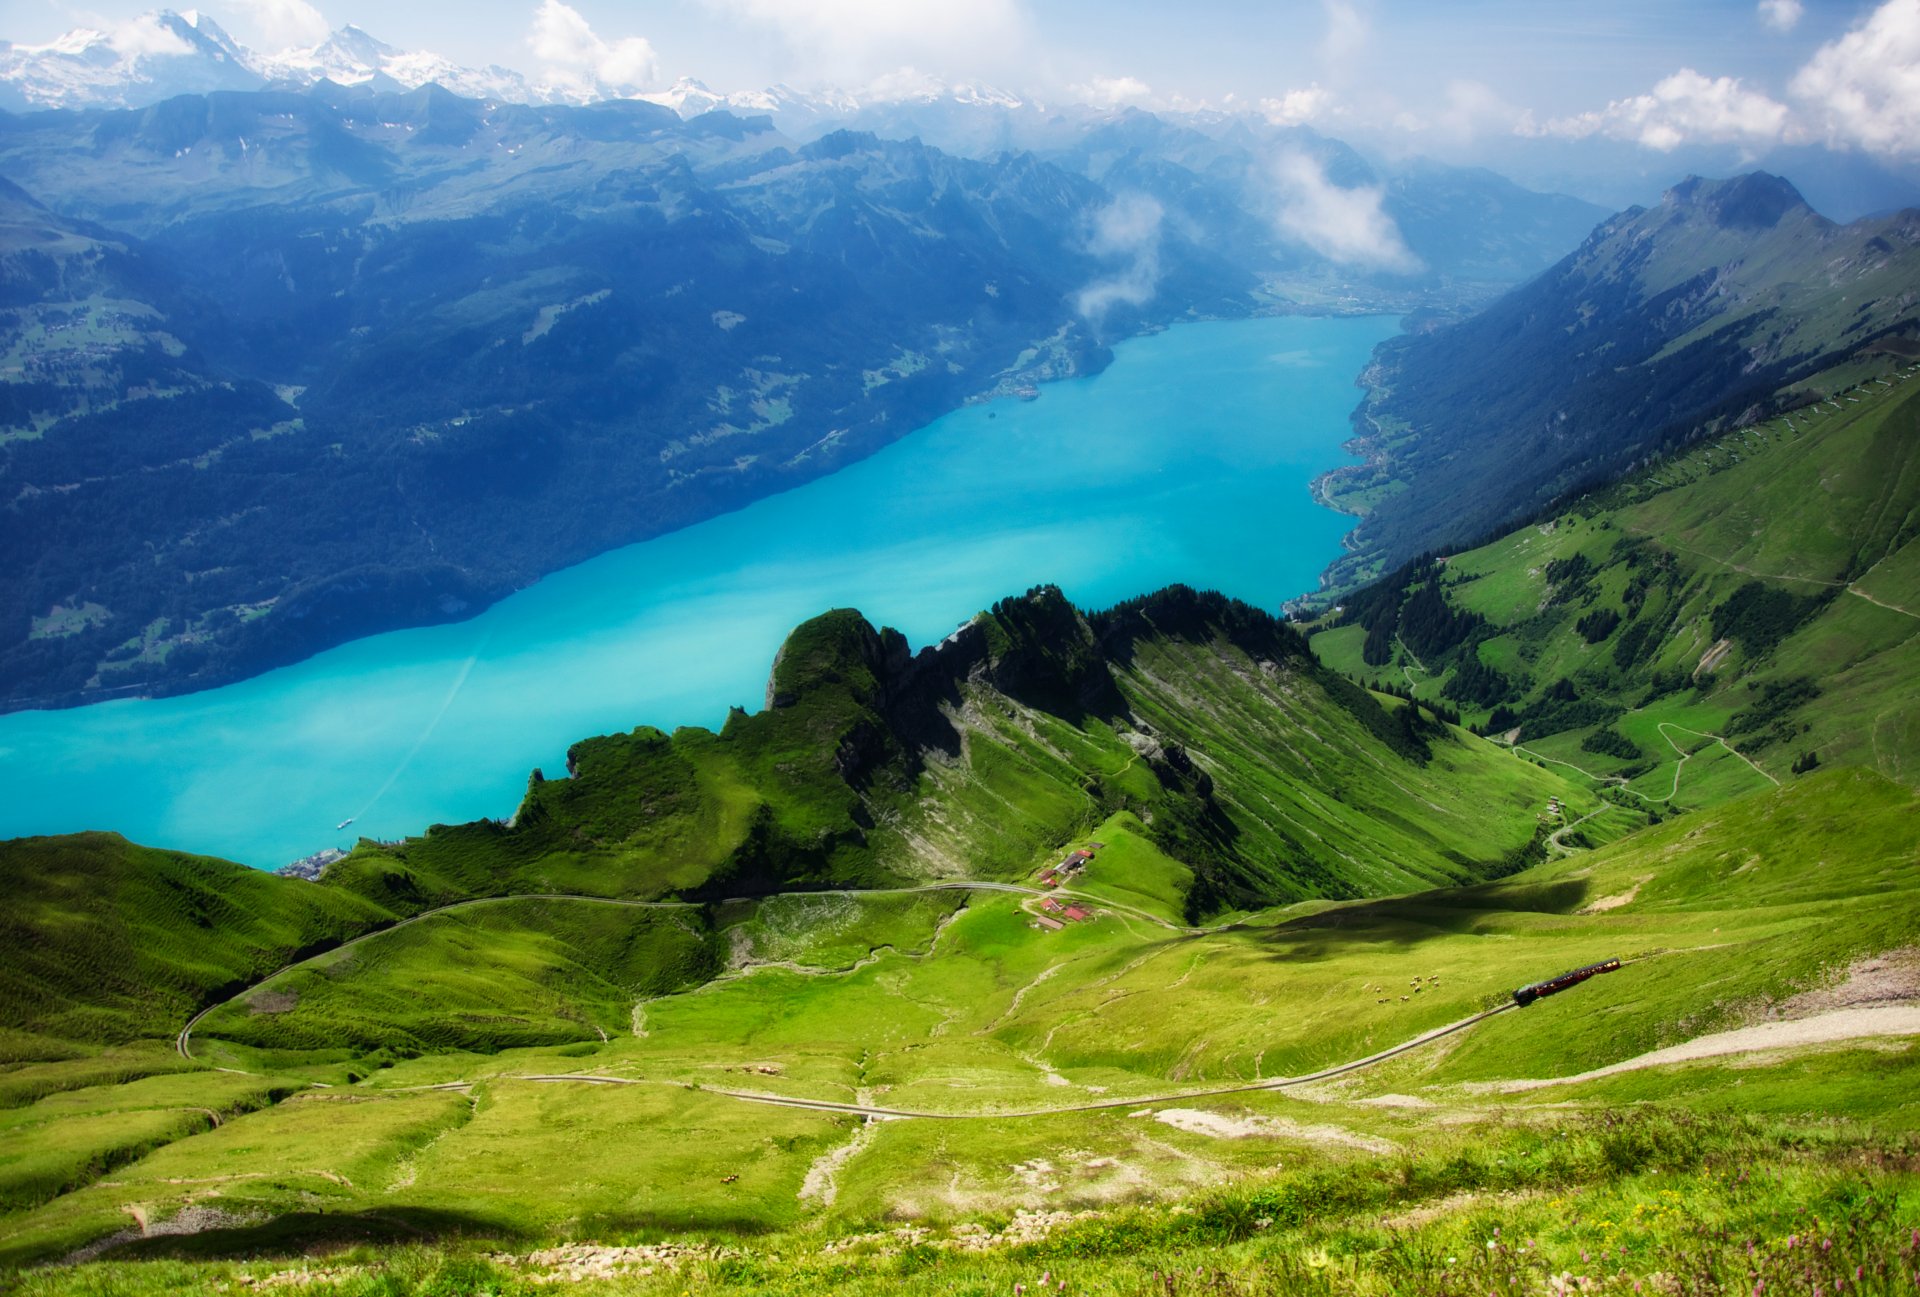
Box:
1272;152;1419;274
1071;75;1154;109
703;0;1028;86
1075;193;1164;320
1791;0;1920;155
1530;0;1920;158
1533;68;1791;152
1260;83;1332;127
529;0;658;94
225;0;332;49
105;13;197;57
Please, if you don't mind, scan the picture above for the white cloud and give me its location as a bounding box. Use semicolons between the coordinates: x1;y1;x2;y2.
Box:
1532;68;1791;152
1272;151;1419;274
107;13;195;57
529;0;658;94
1790;0;1920;156
1075;193;1164;320
1319;0;1368;70
704;0;1028;86
1072;75;1154;109
1758;0;1804;32
1260;83;1331;126
1394;80;1527;142
224;0;332;50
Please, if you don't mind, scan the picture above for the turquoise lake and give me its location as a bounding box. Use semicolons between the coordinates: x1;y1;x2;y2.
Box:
0;315;1397;867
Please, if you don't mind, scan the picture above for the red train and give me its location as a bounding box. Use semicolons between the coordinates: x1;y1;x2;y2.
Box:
1512;959;1622;1007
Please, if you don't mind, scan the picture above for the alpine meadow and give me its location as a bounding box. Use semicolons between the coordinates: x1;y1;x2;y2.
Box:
2;2;1919;1294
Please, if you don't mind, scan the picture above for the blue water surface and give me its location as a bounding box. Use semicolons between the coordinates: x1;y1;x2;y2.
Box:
0;315;1397;866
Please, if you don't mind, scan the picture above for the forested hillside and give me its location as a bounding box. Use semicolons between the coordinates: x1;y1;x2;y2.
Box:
1312;360;1920;811
1322;173;1920;587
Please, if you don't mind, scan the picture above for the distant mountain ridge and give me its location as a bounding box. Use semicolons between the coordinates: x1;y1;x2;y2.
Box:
1320;172;1920;589
0;82;1256;709
1;10;561;110
0;65;1614;711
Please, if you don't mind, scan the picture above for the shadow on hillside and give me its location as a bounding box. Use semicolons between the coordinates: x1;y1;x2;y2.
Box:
106;1200;794;1264
1248;878;1593;961
106;1207;523;1262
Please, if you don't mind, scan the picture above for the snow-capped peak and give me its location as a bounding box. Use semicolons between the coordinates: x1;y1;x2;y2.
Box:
0;9;259;110
1;6;1036;126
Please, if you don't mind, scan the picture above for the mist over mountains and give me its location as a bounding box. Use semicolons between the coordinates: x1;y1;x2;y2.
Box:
0;41;1614;712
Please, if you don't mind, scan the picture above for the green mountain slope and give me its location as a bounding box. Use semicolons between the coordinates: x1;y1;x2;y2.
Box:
338;585;1573;919
0;584;1577;1059
1312;361;1920;806
0;764;1911;1278
1324;172;1920;586
0;834;393;1049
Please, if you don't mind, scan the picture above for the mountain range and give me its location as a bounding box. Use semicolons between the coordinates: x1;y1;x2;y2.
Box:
0;73;1608;711
1320;171;1920;589
1;10;575;111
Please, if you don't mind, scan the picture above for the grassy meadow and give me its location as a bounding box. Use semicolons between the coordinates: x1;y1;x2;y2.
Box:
0;766;1914;1290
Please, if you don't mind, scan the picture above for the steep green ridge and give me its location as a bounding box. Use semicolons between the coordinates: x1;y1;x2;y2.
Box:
0;584;1574;1057
336;585;1570;919
0;834;394;1049
1313;362;1920;805
1323;172;1920;586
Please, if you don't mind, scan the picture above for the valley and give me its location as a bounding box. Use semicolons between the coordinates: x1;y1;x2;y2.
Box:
3;5;1920;1290
0;315;1396;868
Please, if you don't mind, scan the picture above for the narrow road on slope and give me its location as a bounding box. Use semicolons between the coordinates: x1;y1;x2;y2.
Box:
1660;540;1919;623
175;892;700;1059
505;1003;1519;1121
1511;720;1774;807
175;882;1216;1061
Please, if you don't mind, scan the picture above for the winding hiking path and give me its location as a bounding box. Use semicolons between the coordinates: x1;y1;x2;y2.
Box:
175;882;1218;1062
1511;721;1774;807
507;1003;1518;1121
1661;541;1920;623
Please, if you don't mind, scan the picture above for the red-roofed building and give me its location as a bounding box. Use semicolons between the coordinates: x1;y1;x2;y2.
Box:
1039;898;1063;914
1062;906;1091;922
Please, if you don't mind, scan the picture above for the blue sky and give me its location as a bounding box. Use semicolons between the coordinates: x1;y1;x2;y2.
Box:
14;0;1920;206
9;0;1880;110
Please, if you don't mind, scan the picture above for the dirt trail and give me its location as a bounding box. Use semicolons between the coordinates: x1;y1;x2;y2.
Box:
175;881;1219;1062
513;1004;1518;1121
1481;1006;1920;1093
1482;948;1920;1092
1661;540;1918;622
1512;720;1774;806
